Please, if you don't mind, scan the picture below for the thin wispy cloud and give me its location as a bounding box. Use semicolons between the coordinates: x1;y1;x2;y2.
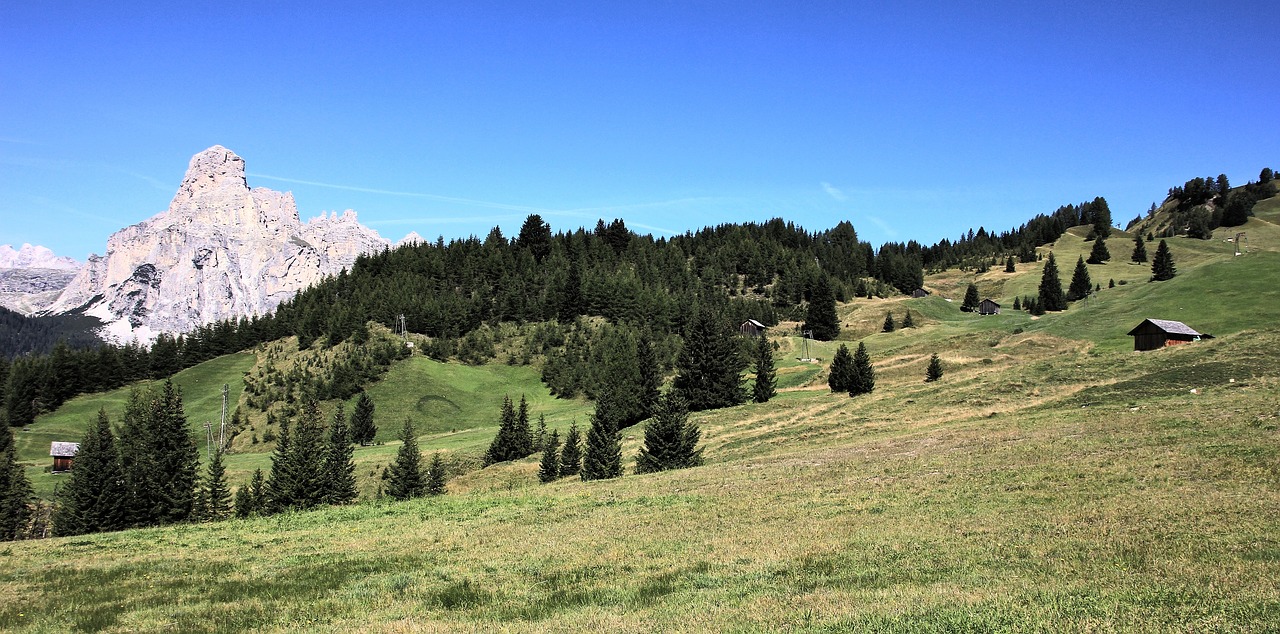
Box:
821;181;847;201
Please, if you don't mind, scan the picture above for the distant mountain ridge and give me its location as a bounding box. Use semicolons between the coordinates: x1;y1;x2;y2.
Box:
41;145;391;342
0;244;80;270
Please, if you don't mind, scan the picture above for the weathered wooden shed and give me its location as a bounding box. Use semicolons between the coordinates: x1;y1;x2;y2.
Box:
978;299;1001;315
911;288;930;298
50;441;80;472
739;319;769;337
1127;319;1210;351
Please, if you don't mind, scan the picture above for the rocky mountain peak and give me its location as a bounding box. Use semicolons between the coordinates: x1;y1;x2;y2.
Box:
0;244;80;270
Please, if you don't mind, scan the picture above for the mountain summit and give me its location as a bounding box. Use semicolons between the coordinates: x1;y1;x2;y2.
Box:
44;146;390;342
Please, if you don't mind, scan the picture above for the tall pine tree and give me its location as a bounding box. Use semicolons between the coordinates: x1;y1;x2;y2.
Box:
803;275;841;341
538;430;561;483
201;448;232;521
849;342;876;396
581;392;623;481
827;344;855;393
148;381;199;524
1038;252;1067;311
1151;240;1177;281
635;392;702;474
1131;234;1148;263
52;409;126;536
559;421;582;478
350;392;377;446
386;418;424;500
323;403;358;505
1;426;34;540
672;305;745;412
264;417;293;513
1067;256;1093;302
751;333;777;403
283;400;328;510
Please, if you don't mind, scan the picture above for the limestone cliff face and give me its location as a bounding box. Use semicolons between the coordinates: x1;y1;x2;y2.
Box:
45;145;389;341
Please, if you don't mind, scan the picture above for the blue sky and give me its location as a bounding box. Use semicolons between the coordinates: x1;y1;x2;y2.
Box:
2;2;1276;261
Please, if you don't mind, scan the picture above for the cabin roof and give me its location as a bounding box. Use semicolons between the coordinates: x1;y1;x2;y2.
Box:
1127;318;1202;337
50;442;80;457
741;319;768;328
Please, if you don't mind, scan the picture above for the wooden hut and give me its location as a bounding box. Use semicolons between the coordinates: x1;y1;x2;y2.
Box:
978;299;1001;315
739;319;768;337
1127;319;1210;351
911;288;930;298
50;441;80;472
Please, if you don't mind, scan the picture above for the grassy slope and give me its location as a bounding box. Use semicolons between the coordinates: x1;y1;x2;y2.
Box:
3;206;1279;631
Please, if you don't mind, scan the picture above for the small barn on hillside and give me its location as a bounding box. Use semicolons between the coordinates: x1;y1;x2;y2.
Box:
739;319;769;337
911;288;930;298
978;299;1001;315
50;442;80;472
1127;319;1211;351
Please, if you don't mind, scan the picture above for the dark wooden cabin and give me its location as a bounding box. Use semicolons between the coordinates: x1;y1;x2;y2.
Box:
739;319;768;337
911;288;930;298
1127;319;1209;351
978;299;1001;315
50;441;80;472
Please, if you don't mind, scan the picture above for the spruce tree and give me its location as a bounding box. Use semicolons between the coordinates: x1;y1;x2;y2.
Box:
202;449;232;521
350;392;377;446
882;312;895;332
902;311;915;328
635;392;702;474
284;400;328;510
323;403;358;505
117;388;155;526
233;483;253;519
484;396;531;465
148;380;199;524
1012;296;1021;311
1067;256;1093;302
1151;240;1177;281
515;395;533;457
1038;252;1067;311
672;305;745;412
803;275;841;341
386;418;424;500
264;417;293;513
1004;256;1016;273
538;430;561;483
849;342;876;396
1086;236;1110;264
559;421;582;477
828;344;855;393
961;283;980;312
751;333;777;403
581;392;623;481
248;468;266;514
1;427;34;541
425;452;447;496
533;414;548;453
636;334;663;421
925;353;944;382
52;409;126;536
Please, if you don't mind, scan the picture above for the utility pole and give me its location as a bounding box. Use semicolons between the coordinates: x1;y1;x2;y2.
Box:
801;329;813;362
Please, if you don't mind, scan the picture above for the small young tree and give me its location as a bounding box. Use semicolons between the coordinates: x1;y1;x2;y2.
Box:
533;414;548;453
849;342;876;396
581;393;623;481
1012;296;1021;311
1004;256;1016;273
828;344;855;393
635;392;702;474
882;312;895;332
1067;256;1093;302
751;333;776;403
538;430;561;483
559;421;582;477
349;392;377;446
925;353;944;382
386;418;424;500
202;449;232;521
901;310;915;328
233;483;254;519
425;452;447;496
1038;252;1067;311
1151;240;1177;281
1131;234;1148;263
961;283;981;312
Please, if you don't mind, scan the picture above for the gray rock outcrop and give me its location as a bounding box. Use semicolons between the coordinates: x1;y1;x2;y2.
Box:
44;145;390;342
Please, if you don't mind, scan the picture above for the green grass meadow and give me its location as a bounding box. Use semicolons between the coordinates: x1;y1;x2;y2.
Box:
3;211;1280;631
